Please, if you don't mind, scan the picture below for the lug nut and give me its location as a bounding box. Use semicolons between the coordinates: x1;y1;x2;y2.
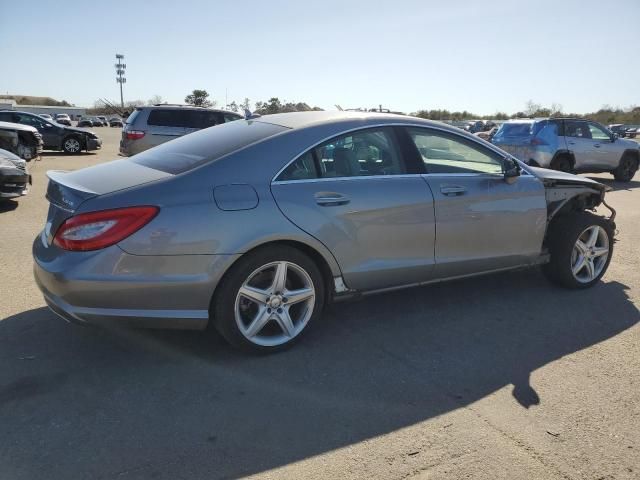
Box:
282;297;288;303
277;308;283;314
267;308;272;313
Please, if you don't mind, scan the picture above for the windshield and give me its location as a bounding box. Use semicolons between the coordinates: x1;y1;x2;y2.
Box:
131;120;288;174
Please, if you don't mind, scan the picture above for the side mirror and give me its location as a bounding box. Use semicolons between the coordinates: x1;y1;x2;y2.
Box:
503;158;521;184
611;133;618;142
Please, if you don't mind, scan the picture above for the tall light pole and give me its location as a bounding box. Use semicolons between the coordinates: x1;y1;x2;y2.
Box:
115;54;126;109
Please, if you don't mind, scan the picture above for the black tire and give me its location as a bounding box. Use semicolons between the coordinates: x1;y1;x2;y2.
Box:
613;153;638;182
542;211;614;289
550;155;572;173
212;245;325;353
62;136;83;154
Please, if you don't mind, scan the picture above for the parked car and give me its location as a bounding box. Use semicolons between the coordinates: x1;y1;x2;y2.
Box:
120;105;242;156
492;118;639;181
475;126;498;142
54;114;72;126
34;111;616;352
97;116;108;126
0;111;101;154
624;125;640;139
91;116;106;127
39;113;54;121
0;148;31;200
109;117;123;127
0;121;43;160
77;118;93;128
608;124;627;138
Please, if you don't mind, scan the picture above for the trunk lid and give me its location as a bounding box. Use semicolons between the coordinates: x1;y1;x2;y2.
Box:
43;159;171;245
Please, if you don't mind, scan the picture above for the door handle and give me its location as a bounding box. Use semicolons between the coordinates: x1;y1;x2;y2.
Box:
314;192;350;206
594;144;601;148
440;185;467;196
568;141;576;145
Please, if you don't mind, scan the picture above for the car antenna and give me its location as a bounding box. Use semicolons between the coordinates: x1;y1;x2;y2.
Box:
244;108;261;120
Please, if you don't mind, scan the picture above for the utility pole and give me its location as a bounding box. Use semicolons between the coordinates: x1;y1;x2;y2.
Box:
115;54;126;109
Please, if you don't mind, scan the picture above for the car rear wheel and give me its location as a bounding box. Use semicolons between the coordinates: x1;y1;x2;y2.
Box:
550;156;572;173
62;136;82;154
613;153;638;182
212;245;325;353
542;212;614;289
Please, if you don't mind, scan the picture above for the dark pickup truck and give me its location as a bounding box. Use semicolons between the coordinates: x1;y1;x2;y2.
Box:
0;110;102;154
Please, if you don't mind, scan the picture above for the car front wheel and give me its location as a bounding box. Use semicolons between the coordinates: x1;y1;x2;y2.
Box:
542;212;614;289
212;245;325;353
613;153;638;182
62;136;82;154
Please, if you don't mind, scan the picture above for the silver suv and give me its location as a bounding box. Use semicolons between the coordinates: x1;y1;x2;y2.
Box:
492;118;640;181
120;105;243;156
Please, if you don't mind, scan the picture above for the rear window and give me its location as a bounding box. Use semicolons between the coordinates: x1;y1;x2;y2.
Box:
125;109;141;125
495;122;536;138
130;120;288;174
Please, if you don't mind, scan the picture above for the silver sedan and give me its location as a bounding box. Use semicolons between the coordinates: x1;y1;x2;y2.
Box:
33;112;616;352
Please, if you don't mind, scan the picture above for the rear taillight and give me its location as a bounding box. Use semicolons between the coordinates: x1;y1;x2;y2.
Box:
530;137;547;146
53;206;159;251
126;130;145;140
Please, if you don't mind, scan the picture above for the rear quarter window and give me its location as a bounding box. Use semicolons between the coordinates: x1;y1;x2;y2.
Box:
130;120;288;174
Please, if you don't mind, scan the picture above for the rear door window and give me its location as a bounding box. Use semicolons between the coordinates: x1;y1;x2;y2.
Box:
565;121;592;139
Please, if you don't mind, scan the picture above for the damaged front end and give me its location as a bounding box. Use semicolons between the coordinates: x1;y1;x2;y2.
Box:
530;166;616;227
0;122;44;161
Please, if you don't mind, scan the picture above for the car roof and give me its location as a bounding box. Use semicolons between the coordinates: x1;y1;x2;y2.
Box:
0;120;38;132
253;110;458;132
137;105;240;114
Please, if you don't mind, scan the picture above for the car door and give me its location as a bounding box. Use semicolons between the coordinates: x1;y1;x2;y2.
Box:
146;109;187;147
587;122;620;169
404;127;547;279
271;126;436;291
565;120;598;171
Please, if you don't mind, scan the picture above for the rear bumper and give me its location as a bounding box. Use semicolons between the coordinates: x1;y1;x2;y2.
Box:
33;235;240;330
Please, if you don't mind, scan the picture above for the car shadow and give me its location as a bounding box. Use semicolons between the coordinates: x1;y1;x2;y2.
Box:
0;271;637;479
39;151;97;158
0;199;18;213
586;176;640;191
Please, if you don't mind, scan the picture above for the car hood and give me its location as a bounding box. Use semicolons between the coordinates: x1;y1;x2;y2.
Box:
64;125;98;135
528;166;606;192
617;137;639;149
0;148;27;169
0;121;38;133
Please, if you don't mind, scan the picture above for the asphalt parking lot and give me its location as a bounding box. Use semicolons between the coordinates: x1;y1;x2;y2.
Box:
1;126;639;480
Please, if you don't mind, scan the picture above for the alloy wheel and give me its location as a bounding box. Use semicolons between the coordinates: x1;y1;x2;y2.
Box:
234;261;316;347
64;138;81;153
571;225;609;283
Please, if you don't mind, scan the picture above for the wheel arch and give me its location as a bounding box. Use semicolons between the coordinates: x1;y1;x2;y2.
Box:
551;150;575;169
621;148;640;165
210;238;344;312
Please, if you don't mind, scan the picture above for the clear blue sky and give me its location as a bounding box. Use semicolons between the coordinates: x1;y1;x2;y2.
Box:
1;0;638;114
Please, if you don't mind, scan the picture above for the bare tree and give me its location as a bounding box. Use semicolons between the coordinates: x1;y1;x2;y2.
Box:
147;95;164;105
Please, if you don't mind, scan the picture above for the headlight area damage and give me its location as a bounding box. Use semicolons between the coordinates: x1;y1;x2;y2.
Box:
532;166;616;227
0;121;43;161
